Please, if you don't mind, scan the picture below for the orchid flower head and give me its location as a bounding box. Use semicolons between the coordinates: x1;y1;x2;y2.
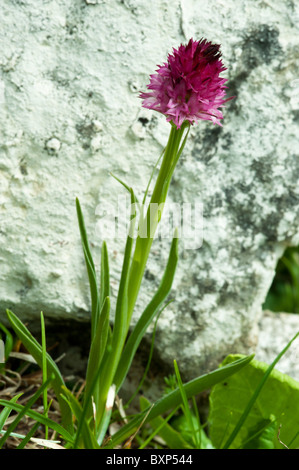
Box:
140;38;232;128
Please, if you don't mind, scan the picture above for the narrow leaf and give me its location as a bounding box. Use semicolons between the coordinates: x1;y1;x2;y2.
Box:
0;400;74;444
173;360;199;448
125;301;172;408
142;148;165;205
61;386;99;449
0;393;23;432
76;197;95;272
80;188;137;436
105;354;254;448
76;198;99;337
17;421;40;449
85;296;111;402
5;309;73;433
222;330;299;449
0;376;53;448
139;396;191;449
114;234;179;391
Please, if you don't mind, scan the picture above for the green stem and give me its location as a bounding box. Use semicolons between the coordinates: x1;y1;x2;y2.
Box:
126;122;189;330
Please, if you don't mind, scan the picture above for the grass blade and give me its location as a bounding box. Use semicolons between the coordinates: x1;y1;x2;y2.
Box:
5;309;73;433
105;354;254;448
173;359;199;448
0;376;53;448
138;399;180;449
124;301;172;408
0;393;23;433
61;386;100;449
139;396;188;449
85;296;111;405
0;399;74;444
76;197;95;272
142;148;165;205
16;421;40;449
76;198;100;337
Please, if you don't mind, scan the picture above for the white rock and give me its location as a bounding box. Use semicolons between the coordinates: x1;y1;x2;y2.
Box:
0;0;299;378
46;137;61;155
256;311;299;381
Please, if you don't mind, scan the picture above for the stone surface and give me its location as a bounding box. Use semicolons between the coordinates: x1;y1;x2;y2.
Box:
1;0;299;379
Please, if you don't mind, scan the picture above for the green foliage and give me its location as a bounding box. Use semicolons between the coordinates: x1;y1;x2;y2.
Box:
2;117;299;450
0;398;75;446
5;309;73;434
241;416;277;449
209;350;299;449
170;413;214;449
3;123;218;448
0;376;54;449
139;397;182;449
104;354;254;448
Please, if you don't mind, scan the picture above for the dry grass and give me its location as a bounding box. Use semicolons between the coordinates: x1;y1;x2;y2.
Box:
0;357;64;449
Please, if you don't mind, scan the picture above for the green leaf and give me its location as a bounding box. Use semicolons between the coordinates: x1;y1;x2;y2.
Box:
142;148;165;206
0;393;23;432
16;422;40;449
114;234;179;391
173;360;199;448
209;353;299;449
5;309;73;434
85;296;110;404
76;198;100;338
139;396;191;449
0;399;74;444
82;243;100;338
105;354;254;448
125;301;172;408
76;197;96;272
80;188;137;437
221;330;299;449
0;376;53;448
171;413;214;449
61;386;100;449
95;189;136;426
241;416;277;449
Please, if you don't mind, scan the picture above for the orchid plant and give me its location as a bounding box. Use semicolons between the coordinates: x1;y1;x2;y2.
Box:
0;38;298;450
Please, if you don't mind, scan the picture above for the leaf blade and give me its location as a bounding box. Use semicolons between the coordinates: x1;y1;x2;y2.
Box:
114;234;179;391
105;354;254;448
5;309;73;433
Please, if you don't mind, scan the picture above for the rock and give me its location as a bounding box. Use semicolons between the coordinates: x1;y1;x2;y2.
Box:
1;0;299;379
256;311;299;381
